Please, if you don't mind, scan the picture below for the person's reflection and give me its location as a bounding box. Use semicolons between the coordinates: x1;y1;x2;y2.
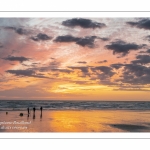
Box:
40;106;43;121
33;113;35;120
27;113;29;120
27;107;30;115
40;113;42;120
33;107;36;120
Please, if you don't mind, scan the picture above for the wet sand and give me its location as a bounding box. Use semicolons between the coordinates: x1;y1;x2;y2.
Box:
0;110;150;132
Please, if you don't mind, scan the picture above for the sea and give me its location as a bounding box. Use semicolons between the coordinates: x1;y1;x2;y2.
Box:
0;100;150;111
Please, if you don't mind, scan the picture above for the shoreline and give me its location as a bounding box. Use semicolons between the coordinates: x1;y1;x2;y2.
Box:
0;109;150;112
1;100;150;102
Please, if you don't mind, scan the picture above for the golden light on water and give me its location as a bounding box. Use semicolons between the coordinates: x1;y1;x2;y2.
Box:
1;109;150;132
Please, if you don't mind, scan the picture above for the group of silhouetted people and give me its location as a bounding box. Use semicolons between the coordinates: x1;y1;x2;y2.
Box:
27;107;43;119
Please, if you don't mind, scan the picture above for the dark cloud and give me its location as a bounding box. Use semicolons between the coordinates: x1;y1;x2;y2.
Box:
51;68;72;73
90;66;115;84
77;61;87;64
62;18;106;29
37;66;51;72
68;66;89;74
124;64;149;77
90;66;117;85
6;69;49;79
29;61;61;72
5;26;27;35
111;63;124;69
3;56;30;63
6;69;35;76
15;28;26;35
49;61;60;66
127;19;150;30
105;40;146;56
139;51;147;54
66;62;150;87
92;66;115;77
132;55;150;64
54;35;97;48
99;80;116;85
76;36;97;48
54;35;79;42
147;49;150;53
117;64;150;84
0;45;3;48
31;33;52;41
97;60;107;63
98;37;109;41
67;63;150;86
138;49;150;54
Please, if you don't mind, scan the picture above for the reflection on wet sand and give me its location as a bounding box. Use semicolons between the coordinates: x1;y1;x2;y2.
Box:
1;110;150;132
33;114;35;120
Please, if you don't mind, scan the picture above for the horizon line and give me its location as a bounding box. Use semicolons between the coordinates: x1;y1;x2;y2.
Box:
0;99;150;102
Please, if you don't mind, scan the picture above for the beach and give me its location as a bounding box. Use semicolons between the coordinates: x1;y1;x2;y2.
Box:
1;110;150;132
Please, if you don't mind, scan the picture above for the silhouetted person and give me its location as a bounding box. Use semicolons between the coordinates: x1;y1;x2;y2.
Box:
27;107;30;115
40;107;43;114
33;107;36;114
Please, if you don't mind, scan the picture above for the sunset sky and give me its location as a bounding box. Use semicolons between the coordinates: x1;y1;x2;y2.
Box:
0;18;150;100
